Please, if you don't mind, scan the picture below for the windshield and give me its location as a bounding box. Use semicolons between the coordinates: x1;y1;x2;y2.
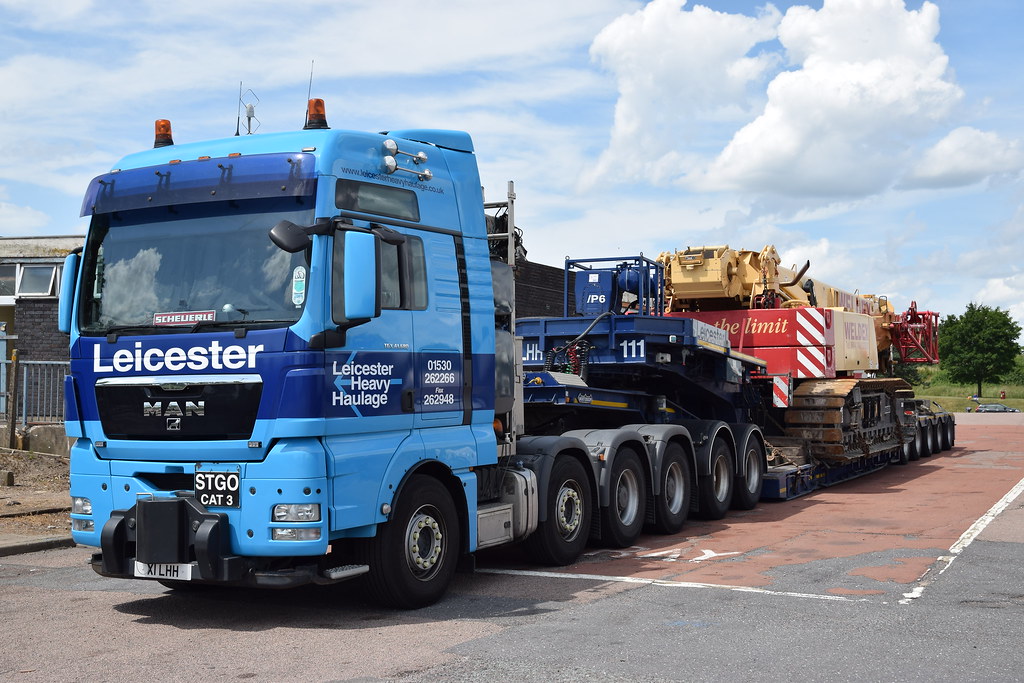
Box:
80;196;315;335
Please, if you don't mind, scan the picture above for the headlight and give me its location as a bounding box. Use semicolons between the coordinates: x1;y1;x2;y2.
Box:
272;527;321;541
272;503;320;522
72;497;92;515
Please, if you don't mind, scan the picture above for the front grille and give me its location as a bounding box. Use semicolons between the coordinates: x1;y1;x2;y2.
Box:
95;375;262;440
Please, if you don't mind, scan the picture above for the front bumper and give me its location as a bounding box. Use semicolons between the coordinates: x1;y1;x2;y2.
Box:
92;495;355;589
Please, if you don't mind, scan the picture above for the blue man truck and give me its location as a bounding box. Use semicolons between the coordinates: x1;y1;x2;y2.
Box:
62;100;933;607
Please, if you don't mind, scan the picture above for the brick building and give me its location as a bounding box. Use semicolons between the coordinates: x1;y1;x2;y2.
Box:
0;236;83;362
0;236;82;428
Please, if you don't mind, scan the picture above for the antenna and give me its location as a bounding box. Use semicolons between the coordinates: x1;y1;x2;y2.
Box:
306;60;315;125
236;87;260;135
234;81;242;136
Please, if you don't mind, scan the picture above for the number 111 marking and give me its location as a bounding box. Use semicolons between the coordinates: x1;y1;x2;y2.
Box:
619;339;645;360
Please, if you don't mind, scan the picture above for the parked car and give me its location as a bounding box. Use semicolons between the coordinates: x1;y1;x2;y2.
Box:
975;403;1020;413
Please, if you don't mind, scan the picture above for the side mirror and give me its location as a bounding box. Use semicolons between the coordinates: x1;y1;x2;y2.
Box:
269;220;312;253
343;231;380;321
58;252;80;334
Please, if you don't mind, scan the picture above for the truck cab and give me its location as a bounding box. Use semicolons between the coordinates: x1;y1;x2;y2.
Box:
63;103;508;606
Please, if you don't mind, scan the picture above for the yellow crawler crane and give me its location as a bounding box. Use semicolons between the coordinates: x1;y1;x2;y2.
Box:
657;245;940;470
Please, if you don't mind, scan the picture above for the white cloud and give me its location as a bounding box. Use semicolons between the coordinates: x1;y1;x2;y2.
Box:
0;201;50;235
976;274;1024;323
584;0;781;187
900;126;1024;189
699;0;962;197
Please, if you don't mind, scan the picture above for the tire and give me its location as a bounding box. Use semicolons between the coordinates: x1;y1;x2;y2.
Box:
697;436;733;520
525;456;592;566
947;420;956;449
928;422;940;455
907;427;921;462
919;425;933;457
897;436;911;465
361;475;459;609
600;446;647;548
652;442;692;535
731;437;764;510
939;419;952;451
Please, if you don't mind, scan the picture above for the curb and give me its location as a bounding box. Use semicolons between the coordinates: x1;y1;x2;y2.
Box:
0;535;75;558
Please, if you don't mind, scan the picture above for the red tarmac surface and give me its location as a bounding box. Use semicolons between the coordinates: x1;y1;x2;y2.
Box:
485;414;1024;599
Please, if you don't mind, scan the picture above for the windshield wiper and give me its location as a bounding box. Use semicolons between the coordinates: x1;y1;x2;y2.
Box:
100;325;158;342
190;320;248;334
190;319;297;335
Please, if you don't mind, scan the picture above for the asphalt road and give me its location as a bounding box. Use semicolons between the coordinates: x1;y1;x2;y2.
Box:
2;417;1023;682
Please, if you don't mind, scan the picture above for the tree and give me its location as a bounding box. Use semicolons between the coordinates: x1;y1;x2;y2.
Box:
939;303;1022;397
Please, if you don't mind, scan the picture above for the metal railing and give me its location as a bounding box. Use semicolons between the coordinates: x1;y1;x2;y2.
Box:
1;359;69;427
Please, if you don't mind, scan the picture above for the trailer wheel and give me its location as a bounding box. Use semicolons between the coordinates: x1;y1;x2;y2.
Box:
697;437;733;520
653;443;692;535
525;456;592;566
362;474;459;609
908;427;922;461
947;420;956;449
896;436;910;465
939;419;952;451
732;438;764;510
919;425;932;457
601;446;647;548
927;422;940;455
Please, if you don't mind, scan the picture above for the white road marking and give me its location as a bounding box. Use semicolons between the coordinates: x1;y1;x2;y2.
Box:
477;567;864;602
899;474;1024;605
635;547;741;563
688;549;741;563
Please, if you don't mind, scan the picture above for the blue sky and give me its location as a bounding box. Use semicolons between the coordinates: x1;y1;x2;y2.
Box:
1;0;1021;329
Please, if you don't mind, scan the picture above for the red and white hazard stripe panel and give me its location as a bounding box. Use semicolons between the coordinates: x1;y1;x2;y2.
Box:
772;375;790;407
795;345;826;378
754;347;836;379
795;307;827;347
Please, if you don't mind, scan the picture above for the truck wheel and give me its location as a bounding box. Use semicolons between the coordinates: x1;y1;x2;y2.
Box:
653;442;691;535
732;438;764;510
697;437;733;520
600;446;647;548
939;419;952;450
928;423;940;455
947;420;956;449
363;475;459;609
525;456;592;566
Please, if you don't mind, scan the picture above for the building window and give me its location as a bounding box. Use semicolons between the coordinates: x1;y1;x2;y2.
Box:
17;265;57;296
0;265;15;297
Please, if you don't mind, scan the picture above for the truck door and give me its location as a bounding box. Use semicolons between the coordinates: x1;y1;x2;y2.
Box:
410;230;464;429
323;225;419;531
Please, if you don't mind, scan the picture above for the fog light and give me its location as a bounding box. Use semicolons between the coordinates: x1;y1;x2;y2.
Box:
72;518;95;532
72;497;92;515
272;527;321;541
272;503;321;522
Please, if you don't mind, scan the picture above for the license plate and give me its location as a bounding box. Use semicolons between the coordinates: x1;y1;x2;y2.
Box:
134;561;193;581
195;470;241;508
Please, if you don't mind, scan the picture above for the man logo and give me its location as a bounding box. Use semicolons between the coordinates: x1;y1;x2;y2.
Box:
166;418;181;431
144;401;205;417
